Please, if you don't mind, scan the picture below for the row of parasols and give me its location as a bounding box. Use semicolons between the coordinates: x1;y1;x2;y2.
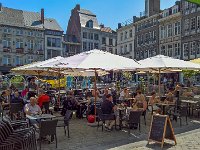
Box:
10;49;200;107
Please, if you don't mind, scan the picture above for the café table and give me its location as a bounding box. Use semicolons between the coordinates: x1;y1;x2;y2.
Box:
181;100;198;116
26;114;56;120
155;103;175;115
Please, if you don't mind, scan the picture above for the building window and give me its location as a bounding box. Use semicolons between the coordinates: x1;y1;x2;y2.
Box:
125;31;128;39
175;43;180;56
129;30;132;38
2;38;11;48
120;46;123;54
94;43;99;49
27;56;34;64
190;42;196;55
88;43;93;50
172;6;179;14
174;22;181;35
101;47;106;51
94;34;99;40
2;55;11;65
167;24;172;37
86;20;93;28
183;43;189;57
185;19;190;32
102;37;106;44
89;33;93;40
15;56;23;66
197;42;200;54
120;33;123;41
161;45;166;55
37;40;43;50
185;1;189;10
109;39;113;46
55;39;61;47
168;45;173;57
16;30;23;35
191;17;196;30
124;45;127;53
197;16;200;29
27;40;34;50
83;32;87;39
109;48;113;53
83;42;87;51
27;31;34;36
47;37;61;47
3;28;11;33
160;26;166;39
129;43;132;52
16;39;23;49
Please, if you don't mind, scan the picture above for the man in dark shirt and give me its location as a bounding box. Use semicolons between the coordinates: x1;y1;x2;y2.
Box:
101;94;115;114
101;94;117;131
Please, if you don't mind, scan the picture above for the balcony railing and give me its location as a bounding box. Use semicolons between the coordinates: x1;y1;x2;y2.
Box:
3;47;11;52
37;50;44;55
16;48;24;53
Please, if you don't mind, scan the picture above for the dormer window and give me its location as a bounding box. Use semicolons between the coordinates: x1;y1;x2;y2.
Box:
86;20;93;28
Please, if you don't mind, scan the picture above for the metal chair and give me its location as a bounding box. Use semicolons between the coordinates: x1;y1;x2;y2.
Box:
56;110;72;138
127;111;142;134
38;119;58;150
173;106;188;126
96;108;116;131
10;103;24;120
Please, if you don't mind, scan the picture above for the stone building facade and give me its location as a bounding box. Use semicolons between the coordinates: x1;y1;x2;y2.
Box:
0;4;63;73
159;2;182;59
65;4;117;56
181;0;200;60
116;23;135;59
134;14;160;60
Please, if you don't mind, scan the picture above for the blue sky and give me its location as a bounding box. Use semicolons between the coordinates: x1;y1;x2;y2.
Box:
1;0;177;32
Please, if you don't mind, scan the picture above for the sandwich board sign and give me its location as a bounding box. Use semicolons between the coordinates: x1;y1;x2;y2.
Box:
148;114;177;148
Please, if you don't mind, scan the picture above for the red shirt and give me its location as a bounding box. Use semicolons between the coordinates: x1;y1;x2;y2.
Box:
38;94;50;108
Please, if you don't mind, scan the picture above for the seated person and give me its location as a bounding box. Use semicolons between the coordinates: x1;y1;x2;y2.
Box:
37;89;50;109
10;90;24;105
24;97;42;116
119;88;130;100
101;94;118;131
0;90;10;110
164;88;175;104
62;90;86;118
132;90;147;111
87;90;102;115
148;91;161;113
21;86;29;98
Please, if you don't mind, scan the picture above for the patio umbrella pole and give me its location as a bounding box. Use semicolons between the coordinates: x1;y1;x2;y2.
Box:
94;69;97;121
158;68;161;97
58;69;61;107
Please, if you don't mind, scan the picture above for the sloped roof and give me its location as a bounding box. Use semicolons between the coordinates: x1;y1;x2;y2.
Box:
100;27;113;33
78;9;99;29
0;7;24;27
0;6;63;31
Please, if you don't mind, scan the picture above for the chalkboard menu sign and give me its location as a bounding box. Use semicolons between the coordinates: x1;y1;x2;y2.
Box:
148;114;177;148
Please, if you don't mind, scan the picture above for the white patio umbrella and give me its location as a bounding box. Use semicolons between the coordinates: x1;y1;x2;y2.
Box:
38;49;141;117
11;56;66;76
138;55;200;96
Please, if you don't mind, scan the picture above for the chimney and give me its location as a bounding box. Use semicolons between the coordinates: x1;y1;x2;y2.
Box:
76;4;80;10
118;23;122;29
133;16;137;23
0;3;2;12
41;8;44;24
100;24;104;28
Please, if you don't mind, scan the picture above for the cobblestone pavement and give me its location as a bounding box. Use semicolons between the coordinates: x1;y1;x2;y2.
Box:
41;112;200;150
